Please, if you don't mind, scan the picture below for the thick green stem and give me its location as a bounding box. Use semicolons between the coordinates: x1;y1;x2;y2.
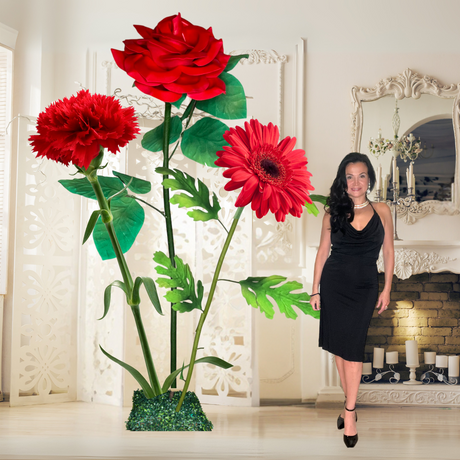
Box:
161;103;178;386
87;167;161;396
176;206;245;411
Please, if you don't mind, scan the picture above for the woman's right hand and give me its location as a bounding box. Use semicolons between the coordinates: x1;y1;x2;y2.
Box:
310;294;321;311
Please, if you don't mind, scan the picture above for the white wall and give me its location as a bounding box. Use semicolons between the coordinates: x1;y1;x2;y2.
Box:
2;0;460;401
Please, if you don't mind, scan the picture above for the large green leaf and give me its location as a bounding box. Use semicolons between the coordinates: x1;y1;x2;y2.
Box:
155;167;220;222
224;54;249;72
59;176;127;200
181;118;229;168
160;356;233;394
93;196;145;260
195;72;247;119
304;201;319;216
132;276;163;315
239;276;320;320
112;171;151;194
141;116;183;153
99;345;155;398
153;251;203;312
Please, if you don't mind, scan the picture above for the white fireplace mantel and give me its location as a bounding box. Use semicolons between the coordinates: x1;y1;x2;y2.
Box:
377;240;460;280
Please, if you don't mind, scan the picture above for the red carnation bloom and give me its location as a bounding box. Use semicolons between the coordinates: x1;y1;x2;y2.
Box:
29;90;140;169
111;14;230;103
215;120;314;222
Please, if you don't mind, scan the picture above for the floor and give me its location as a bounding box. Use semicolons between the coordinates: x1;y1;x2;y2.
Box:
0;401;459;460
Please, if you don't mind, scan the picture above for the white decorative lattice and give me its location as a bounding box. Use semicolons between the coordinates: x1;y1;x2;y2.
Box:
9;117;80;405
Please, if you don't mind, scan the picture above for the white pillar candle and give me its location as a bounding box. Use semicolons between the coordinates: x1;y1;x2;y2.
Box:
386;351;398;364
412;174;416;194
362;363;373;375
448;356;460;377
436;355;448;368
373;347;385;369
383;176;388;201
376;164;382;190
405;340;419;366
396;166;400;187
392;156;397;183
406;168;410;189
424;352;436;365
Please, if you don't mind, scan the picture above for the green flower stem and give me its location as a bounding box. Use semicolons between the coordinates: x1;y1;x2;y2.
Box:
161;102;178;386
169;100;196;161
87;168;161;396
176;206;245;412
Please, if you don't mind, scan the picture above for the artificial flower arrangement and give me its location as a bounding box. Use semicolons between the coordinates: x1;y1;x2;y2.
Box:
29;13;322;431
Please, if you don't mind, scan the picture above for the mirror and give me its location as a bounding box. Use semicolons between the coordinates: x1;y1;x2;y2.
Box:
351;69;460;223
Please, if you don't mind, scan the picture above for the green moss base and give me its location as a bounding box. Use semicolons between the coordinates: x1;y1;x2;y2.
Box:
126;390;213;431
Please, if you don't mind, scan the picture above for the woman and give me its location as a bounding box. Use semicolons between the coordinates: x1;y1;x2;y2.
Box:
310;152;394;448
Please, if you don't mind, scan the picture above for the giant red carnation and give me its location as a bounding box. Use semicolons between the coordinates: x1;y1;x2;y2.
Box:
215;120;314;222
29;90;140;169
111;14;230;103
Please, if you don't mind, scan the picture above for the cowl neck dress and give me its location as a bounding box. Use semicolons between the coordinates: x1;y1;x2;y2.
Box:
319;205;385;362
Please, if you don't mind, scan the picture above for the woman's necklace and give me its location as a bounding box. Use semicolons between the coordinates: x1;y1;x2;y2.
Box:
354;200;369;209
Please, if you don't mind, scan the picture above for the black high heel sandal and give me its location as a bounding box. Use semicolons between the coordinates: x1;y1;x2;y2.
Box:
343;406;358;448
337;401;357;430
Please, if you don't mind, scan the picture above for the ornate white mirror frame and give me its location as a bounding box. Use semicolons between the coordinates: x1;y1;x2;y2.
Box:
351;68;460;224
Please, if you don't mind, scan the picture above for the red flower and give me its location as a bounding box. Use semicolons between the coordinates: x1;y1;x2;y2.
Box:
215;120;314;222
111;14;230;103
29;90;140;169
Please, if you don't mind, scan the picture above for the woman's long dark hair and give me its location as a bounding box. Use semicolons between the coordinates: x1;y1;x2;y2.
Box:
326;152;376;233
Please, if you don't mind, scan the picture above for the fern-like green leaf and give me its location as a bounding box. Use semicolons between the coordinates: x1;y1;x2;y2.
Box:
155;167;220;222
153;251;204;313
239;276;320;320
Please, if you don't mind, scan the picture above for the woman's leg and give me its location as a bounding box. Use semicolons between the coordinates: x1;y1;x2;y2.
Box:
335;356;347;418
341;360;362;436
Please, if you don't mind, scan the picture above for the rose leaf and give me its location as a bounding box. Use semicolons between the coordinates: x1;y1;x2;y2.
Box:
112;171;151;194
195;72;247;119
181;118;229;168
141;115;183;152
224;54;249;72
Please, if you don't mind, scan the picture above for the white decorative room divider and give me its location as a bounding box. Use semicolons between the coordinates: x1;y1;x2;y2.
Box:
9;117;81;405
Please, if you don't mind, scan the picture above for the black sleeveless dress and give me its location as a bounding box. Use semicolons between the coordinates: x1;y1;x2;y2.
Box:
319;205;385;362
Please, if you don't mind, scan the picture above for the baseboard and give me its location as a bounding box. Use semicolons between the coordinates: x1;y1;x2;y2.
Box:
260;398;313;407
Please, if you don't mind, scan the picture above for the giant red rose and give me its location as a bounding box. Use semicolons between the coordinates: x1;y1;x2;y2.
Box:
111;14;231;103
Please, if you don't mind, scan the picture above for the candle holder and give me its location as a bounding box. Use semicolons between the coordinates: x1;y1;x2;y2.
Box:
403;364;423;385
390;184;414;241
361;365;400;384
421;365;459;385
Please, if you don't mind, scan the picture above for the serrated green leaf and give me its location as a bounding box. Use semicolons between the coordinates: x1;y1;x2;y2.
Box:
195;73;247;119
93;196;145;260
153;251;203;312
112;171;151;194
59;176;127;200
141;116;183;152
304;201;319;216
101;280;127;320
224;54;249;72
83;210;102;244
132;276;163;315
239;276;320;320
158;167;220;221
99;345;155;398
172;94;186;109
181;118;229;168
310;194;328;205
160;356;233;393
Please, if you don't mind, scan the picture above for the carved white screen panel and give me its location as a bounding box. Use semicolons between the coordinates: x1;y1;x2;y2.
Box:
9;117;80;406
0;46;13;294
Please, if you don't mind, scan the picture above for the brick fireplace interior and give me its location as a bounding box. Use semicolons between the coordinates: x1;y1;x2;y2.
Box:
364;272;460;379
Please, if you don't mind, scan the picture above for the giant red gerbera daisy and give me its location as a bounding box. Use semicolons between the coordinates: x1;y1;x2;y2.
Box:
215;120;314;222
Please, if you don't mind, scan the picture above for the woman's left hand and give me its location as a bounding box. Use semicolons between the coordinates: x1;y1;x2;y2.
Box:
376;290;390;315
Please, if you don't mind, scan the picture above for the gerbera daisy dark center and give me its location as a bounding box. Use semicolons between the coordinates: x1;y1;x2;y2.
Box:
260;158;280;178
252;146;288;185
